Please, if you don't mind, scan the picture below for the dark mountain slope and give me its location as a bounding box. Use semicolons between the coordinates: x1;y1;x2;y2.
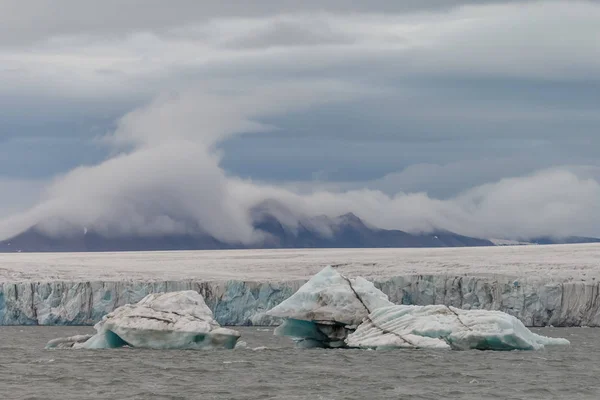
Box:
0;209;495;252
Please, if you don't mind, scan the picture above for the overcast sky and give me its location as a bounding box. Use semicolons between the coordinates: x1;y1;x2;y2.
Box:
1;0;600;241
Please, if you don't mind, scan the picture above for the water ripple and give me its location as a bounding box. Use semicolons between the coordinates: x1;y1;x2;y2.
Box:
1;327;599;399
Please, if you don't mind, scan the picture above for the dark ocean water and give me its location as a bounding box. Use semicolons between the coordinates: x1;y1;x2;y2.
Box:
0;326;598;400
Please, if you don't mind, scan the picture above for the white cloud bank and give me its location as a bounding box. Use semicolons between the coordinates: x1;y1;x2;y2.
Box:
1;85;599;242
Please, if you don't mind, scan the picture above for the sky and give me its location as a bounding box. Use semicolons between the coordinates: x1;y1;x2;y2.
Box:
1;0;600;242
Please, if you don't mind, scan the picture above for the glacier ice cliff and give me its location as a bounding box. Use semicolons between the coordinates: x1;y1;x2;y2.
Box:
2;274;600;327
0;280;303;326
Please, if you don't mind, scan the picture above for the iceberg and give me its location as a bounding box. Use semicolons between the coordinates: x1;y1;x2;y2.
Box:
266;266;570;351
346;304;571;351
266;266;392;347
46;291;240;350
45;334;94;349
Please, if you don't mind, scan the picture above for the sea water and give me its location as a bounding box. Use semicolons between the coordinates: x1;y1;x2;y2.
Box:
0;326;598;399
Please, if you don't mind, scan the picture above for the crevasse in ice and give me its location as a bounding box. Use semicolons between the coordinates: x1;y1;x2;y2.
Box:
46;291;240;350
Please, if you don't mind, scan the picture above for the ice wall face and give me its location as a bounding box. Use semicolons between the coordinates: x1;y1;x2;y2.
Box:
0;280;304;326
1;275;600;327
373;275;600;327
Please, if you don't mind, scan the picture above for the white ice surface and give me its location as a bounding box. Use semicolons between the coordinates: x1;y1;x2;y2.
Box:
346;304;570;351
2;244;600;327
48;291;240;350
267;266;392;326
1;244;599;282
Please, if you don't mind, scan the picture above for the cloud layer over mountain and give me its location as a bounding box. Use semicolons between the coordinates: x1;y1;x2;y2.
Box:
1;1;599;242
2;87;599;243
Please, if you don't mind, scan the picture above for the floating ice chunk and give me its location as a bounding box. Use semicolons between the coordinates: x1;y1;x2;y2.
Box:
266;267;570;351
47;291;240;350
45;334;94;349
266;266;392;347
346;304;570;351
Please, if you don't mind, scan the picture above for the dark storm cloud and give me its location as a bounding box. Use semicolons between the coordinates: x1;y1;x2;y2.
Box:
0;0;526;45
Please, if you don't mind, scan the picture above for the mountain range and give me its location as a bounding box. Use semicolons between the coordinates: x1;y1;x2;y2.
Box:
0;203;597;252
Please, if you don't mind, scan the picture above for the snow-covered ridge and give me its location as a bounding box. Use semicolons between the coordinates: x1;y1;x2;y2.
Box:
1;245;599;327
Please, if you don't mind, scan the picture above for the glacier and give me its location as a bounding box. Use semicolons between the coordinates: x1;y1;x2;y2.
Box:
1;245;600;327
1;274;599;327
47;291;240;350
